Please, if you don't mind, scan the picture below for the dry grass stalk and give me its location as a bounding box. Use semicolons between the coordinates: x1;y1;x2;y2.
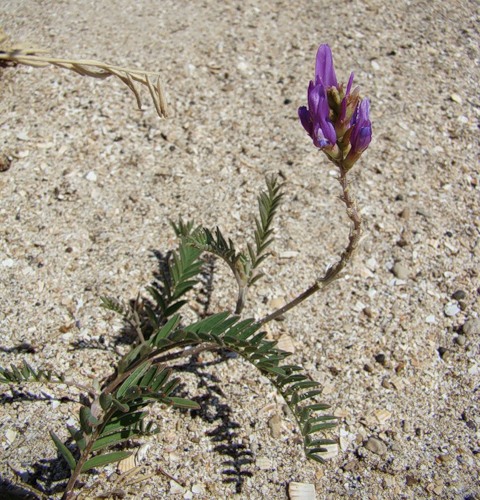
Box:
0;28;168;118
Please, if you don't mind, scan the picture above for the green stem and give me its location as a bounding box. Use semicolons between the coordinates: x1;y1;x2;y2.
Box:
258;161;362;326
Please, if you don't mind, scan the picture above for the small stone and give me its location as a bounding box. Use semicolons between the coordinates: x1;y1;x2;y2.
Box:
399;207;411;219
169;481;185;494
381;378;392;389
392;262;409;279
438;347;448;360
277;334;295;353
17;132;29;141
450;93;462;104
268;414;282;439
279;251;299;259
0;153;12;172
406;475;419;486
437;453;452;464
5;429;17;445
256;456;272;470
85;171;97;182
342;460;358;472
462;318;480;336
365;437;387;456
191;484;205;495
452;290;466;300
425;315;436;324
458;300;468;311
455;335;466;346
444;302;460;317
390;376;404;390
375;353;386;365
237;60;249;74
363;363;374;373
363;306;373;318
371;60;380;71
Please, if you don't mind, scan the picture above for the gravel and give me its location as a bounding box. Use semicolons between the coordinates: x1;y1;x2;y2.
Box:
1;0;479;499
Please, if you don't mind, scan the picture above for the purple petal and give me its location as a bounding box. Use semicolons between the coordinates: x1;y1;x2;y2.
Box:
298;106;313;135
315;44;338;89
350;99;372;153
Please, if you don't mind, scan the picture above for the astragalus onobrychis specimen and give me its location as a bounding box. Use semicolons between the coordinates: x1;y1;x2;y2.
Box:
0;43;371;499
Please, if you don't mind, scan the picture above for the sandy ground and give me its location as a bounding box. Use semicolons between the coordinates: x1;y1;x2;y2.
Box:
1;0;479;498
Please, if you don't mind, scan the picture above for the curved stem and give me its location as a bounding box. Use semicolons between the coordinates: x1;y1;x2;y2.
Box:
258;162;362;326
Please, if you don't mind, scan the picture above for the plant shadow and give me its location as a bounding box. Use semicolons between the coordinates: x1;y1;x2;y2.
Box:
174;354;254;494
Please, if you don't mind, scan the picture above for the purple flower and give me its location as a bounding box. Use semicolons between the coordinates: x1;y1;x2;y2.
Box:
315;44;338;89
299;43;371;166
349;99;372;154
298;81;336;149
344;98;372;169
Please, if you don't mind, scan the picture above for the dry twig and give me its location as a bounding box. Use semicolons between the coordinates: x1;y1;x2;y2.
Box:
0;28;169;118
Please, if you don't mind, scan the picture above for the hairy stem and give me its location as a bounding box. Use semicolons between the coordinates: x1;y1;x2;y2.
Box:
235;285;248;314
258;162;362;325
62;429;99;500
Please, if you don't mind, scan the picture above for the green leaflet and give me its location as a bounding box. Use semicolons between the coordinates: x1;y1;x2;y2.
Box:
116;361;152;399
81;451;132;472
91;429;143;452
50;431;76;470
100;411;147;437
167;397;201;409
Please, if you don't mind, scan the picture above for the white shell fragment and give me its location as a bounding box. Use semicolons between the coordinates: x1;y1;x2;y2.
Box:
320;443;339;460
288;482;316;500
374;409;392;425
117;453;136;473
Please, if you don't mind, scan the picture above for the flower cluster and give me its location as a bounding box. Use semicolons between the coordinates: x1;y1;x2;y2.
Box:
298;44;372;170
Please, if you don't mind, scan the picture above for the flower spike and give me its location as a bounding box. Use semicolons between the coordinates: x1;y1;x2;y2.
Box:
298;43;372;168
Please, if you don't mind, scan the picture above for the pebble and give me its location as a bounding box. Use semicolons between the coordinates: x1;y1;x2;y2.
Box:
363;363;374;373
268;414;282;439
425;315;436;324
392;262;409;279
277;334;295;353
279;251;299;259
375;353;386;365
169;481;185;494
450;93;462;104
438;347;448;360
444;302;460;317
455;335;466;346
85;171;97;182
256;456;272;470
406;475;419;486
371;60;380;71
399;207;410;219
452;290;466;300
462;318;480;336
365;437;387;456
191;484;205;495
5;429;17;445
17;132;29;141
